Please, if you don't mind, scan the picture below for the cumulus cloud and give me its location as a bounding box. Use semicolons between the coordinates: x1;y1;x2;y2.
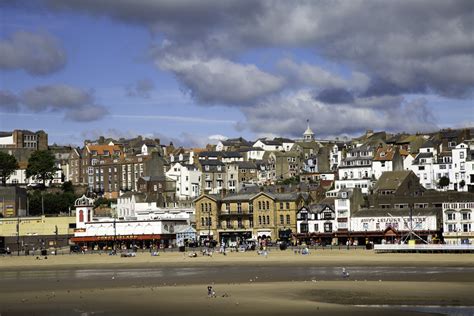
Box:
277;59;370;92
0;30;66;75
5;84;108;121
0;90;20;112
240;90;438;137
126;78;155;98
41;0;474;99
157;55;284;105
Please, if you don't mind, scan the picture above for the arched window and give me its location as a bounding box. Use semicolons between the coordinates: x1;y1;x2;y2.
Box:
87;210;91;222
205;203;208;212
266;201;269;210
79;210;84;222
201;203;204;212
262;216;265;225
259;216;262;225
258;201;262;209
286;215;290;224
267;216;270;224
201;217;205;226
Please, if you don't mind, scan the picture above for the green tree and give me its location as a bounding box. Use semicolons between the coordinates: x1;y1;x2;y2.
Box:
62;181;74;193
0;152;18;186
26;150;57;186
438;176;450;188
27;191;76;215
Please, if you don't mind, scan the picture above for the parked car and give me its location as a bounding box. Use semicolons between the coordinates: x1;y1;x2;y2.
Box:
70;245;81;253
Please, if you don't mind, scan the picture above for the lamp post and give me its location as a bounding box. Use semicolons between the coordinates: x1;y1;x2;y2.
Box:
16;217;20;256
207;209;212;245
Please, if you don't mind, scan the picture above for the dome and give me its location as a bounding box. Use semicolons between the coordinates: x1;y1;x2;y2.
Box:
74;195;94;207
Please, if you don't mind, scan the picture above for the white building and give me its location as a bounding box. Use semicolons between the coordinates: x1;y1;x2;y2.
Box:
297;204;336;235
253;139;283;152
450;143;470;192
371;146;403;180
166;162;202;200
443;201;474;245
336;144;374;194
73;195;195;247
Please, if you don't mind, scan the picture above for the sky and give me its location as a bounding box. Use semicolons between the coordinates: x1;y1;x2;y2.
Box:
0;0;473;147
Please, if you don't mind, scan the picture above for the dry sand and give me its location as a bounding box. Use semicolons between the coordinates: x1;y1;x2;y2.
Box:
1;250;473;316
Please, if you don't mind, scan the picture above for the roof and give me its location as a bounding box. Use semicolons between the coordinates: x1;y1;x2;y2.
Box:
373;146;397;161
373;170;413;191
420;139;438;149
86;144;122;155
304;203;334;214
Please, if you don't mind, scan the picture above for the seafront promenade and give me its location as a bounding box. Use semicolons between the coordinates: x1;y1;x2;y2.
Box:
1;250;473;316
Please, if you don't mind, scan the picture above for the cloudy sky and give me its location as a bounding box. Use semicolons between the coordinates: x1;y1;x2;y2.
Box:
1;1;473;147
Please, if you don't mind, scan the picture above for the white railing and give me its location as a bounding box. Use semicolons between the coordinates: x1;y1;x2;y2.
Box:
374;244;474;251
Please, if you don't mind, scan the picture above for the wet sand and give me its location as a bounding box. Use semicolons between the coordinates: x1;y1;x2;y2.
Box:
1;250;473;316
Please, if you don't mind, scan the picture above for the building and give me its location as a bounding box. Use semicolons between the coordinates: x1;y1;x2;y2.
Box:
372;146;404;179
71;195;193;249
200;159;227;194
296;203;336;244
0;186;27;217
166;162;202;200
336;144;375;194
0;215;75;252
443;201;474;245
0;130;48;151
194;191;309;244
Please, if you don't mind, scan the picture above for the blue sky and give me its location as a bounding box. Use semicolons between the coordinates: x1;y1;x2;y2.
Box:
1;1;473;147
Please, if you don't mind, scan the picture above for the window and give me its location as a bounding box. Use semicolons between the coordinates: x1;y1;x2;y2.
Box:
324;222;332;232
286;214;290;224
447;224;456;232
267;215;270;224
262;216;265;225
286;202;290;209
258;201;262;210
280;215;284;224
300;223;309;233
249;203;253;213
460;152;465;159
237;203;242;213
280;202;283;209
201;217;205;226
419;166;425;171
266;201;270;210
462;213;471;220
259;216;262;225
363;223;369;230
463;224;470;232
314;224;319;232
447;213;455;220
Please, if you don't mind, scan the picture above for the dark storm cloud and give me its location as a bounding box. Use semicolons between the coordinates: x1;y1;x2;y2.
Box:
0;30;66;75
316;89;355;104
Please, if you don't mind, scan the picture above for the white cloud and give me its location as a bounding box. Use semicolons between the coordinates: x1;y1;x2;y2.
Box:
157;55;284;105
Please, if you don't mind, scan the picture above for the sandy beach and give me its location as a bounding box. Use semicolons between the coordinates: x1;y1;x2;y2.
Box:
1;250;473;316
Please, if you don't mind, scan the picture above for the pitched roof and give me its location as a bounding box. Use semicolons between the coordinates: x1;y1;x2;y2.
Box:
373;170;413;191
374;146;397;161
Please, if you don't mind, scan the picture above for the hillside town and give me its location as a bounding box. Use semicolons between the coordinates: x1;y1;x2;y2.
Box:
0;125;473;253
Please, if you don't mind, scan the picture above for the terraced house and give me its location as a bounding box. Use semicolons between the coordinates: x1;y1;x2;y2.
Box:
194;191;311;245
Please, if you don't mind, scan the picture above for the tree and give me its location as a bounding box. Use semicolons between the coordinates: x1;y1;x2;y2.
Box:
459;180;466;189
438;176;450;189
26;150;57;186
0;152;18;186
62;181;74;193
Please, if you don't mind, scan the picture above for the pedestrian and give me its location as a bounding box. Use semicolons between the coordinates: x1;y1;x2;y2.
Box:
207;286;216;298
